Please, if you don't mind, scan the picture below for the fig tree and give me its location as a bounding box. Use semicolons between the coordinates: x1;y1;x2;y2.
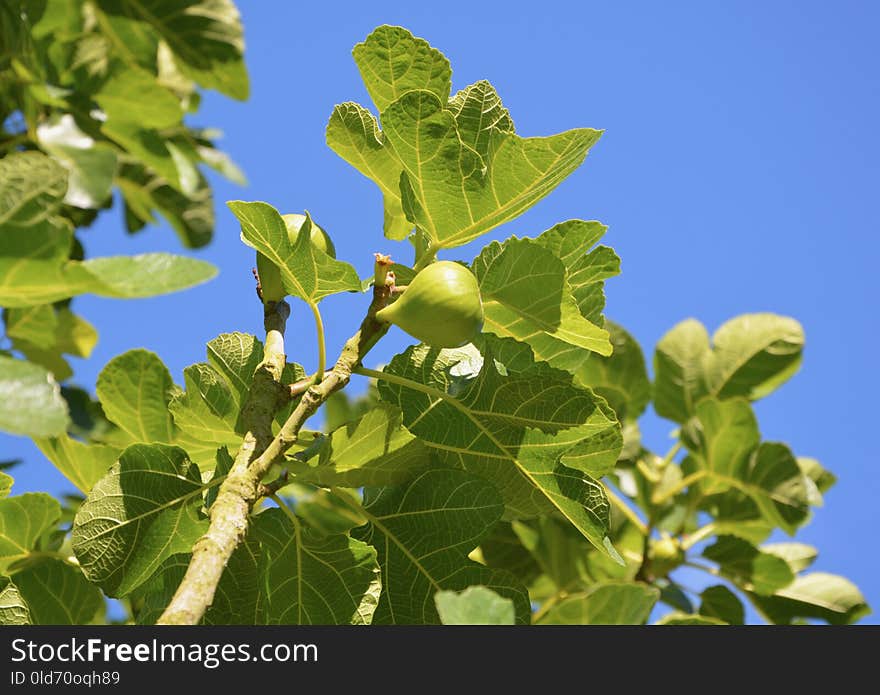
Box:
376;261;483;348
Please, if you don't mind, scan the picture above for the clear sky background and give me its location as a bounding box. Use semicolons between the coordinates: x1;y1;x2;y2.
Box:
4;0;878;623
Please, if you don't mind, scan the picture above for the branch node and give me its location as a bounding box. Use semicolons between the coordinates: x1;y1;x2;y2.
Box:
373;252;393;289
258;470;289;498
263;299;290;332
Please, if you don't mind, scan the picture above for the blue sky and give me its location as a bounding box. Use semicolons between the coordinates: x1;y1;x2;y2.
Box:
4;0;878;622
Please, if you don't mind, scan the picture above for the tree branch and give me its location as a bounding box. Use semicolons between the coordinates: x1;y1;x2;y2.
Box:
288;371;332;397
650;470;707;506
157;264;394;625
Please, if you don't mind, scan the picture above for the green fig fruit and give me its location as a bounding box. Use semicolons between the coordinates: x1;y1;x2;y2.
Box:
256;213;336;303
282;213;336;258
647;536;685;577
376;261;483;348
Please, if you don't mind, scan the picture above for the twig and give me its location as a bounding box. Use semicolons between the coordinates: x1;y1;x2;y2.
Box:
257;470;289;498
651;470;707;506
680;522;717;551
683;559;720;577
531;590;568;624
657;441;682;470
289;371;333;397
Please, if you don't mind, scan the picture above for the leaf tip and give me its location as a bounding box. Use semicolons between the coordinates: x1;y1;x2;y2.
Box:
604;536;625;566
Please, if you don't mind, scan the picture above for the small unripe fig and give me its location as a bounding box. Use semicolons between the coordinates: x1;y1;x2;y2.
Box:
282;213;336;258
256;252;285;303
647;536;685;577
376;261;483;348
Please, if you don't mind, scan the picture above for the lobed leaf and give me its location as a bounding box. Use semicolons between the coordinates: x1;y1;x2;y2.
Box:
473;237;612;367
79;253;217;298
653;319;711;424
95;62;183;129
352;25;451;114
137;540;264;625
384;89;601;250
255;509;382;625
533;219;619;325
325;102;409;240
797;456;836;496
118;161;215;248
376;336;621;559
7;306;98;382
169;362;241;455
0;219;84;308
101;119;182;189
205;331;264;405
704;314;804;401
761;542;818;574
4;304;57;347
72;443;207;596
683;398;760;491
354;469;530;624
448;80;515;159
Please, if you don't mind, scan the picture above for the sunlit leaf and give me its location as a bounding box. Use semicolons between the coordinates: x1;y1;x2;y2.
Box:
0;355;69;437
376;336;621;560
